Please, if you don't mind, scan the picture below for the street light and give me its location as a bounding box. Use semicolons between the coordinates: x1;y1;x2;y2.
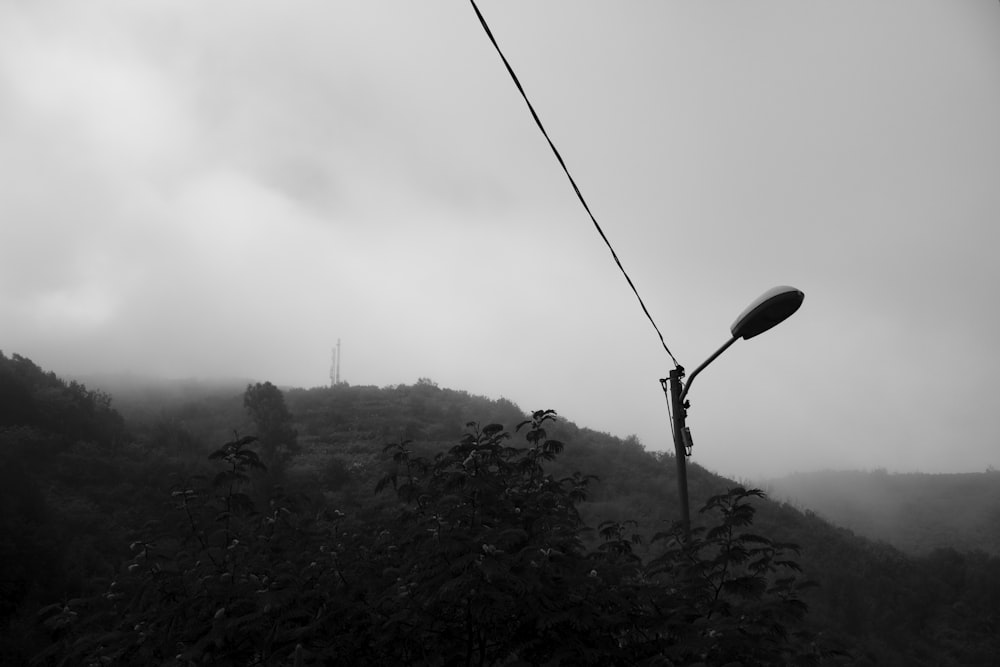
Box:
660;286;804;538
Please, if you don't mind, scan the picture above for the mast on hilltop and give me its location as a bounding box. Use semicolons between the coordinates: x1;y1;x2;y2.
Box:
330;339;342;386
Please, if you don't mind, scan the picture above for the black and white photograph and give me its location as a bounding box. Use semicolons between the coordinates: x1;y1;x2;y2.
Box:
2;2;999;664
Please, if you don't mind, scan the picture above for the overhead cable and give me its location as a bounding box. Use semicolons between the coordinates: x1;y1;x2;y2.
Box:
467;0;680;368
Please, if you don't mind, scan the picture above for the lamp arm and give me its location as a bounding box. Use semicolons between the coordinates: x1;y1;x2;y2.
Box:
679;335;738;403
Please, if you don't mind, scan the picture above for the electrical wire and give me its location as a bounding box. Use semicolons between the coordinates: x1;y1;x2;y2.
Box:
661;377;676;441
468;0;680;368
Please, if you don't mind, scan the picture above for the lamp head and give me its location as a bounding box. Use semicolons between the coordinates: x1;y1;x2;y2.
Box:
730;286;804;340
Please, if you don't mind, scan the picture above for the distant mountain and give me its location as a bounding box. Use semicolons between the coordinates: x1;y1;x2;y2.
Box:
763;469;1000;555
70;372;252;417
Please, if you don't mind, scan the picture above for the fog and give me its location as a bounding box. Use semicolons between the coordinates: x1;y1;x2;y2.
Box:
3;1;999;479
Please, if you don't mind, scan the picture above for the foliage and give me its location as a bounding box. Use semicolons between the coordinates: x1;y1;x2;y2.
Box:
34;435;320;665
370;410;608;664
643;489;823;665
0;351;124;445
0;351;133;661
35;411;828;666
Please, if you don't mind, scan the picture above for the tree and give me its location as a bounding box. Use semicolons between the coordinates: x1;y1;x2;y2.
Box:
243;382;298;472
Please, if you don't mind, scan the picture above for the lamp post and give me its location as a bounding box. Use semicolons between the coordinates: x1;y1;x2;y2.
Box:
661;286;804;538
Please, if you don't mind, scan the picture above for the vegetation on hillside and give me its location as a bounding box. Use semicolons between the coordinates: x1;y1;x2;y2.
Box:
1;352;998;664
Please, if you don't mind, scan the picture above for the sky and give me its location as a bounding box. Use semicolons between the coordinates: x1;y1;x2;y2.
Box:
2;1;999;480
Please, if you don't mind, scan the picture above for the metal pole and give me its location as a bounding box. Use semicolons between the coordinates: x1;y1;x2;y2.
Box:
664;367;691;539
680;335;737;404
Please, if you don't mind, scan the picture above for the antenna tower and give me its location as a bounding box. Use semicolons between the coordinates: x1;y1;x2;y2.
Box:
330;339;341;386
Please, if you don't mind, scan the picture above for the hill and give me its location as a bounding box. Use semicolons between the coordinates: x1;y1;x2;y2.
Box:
2;353;998;665
764;469;1000;555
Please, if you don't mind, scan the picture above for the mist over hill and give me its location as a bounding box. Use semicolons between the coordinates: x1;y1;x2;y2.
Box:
3;351;999;665
764;469;1000;556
